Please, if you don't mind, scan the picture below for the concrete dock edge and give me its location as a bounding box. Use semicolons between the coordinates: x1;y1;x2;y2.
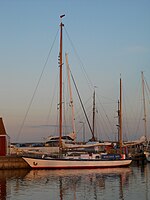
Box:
0;156;30;169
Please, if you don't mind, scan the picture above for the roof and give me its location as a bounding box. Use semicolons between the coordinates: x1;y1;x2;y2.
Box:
0;118;6;135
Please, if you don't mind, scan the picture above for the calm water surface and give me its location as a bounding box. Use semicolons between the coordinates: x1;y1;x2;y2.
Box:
0;163;149;200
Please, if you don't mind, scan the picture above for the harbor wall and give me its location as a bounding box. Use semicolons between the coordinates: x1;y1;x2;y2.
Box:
0;156;30;169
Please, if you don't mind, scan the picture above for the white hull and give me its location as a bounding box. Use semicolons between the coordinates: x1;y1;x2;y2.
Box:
23;157;132;169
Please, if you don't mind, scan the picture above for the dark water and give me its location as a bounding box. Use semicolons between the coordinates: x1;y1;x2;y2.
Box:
0;163;149;200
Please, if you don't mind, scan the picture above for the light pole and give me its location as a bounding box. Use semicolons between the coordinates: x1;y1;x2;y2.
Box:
79;121;85;143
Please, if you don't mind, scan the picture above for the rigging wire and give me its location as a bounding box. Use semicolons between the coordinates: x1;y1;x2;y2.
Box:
95;103;111;141
65;26;118;141
126;75;150;139
69;68;94;139
145;79;150;104
96;94;115;138
75;95;93;121
64;26;116;141
64;27;94;92
132;78;144;139
122;77;143;139
45;73;59;126
134;106;143;138
122;86;130;141
16;29;59;141
134;79;143;138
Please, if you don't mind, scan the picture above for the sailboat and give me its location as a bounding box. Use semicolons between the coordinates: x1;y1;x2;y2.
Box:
22;15;132;169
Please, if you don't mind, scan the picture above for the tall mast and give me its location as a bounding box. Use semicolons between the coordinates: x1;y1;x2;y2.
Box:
92;89;96;136
119;76;123;147
65;53;76;138
117;99;120;142
59;15;65;150
141;71;147;140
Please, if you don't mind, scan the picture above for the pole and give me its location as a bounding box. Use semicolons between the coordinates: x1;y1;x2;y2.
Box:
65;53;76;138
141;71;147;140
92;90;96;136
59;15;65;151
119;76;123;147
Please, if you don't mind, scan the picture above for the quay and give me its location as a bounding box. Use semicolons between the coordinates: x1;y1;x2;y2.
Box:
0;156;30;169
0;118;29;169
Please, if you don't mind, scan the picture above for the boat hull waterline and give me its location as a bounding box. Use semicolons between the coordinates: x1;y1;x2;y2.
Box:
23;157;132;169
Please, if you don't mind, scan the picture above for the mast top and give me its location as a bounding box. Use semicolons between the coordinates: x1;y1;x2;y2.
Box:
60;15;65;23
60;14;65;18
60;14;65;26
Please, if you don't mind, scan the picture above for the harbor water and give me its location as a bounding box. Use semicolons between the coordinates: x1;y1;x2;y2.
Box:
1;163;150;200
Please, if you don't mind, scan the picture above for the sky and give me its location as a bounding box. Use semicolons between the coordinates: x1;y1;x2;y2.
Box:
0;0;150;143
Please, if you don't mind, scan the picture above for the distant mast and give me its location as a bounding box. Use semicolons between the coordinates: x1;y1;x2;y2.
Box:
117;99;120;142
141;71;147;140
59;14;65;150
92;89;96;137
119;76;123;147
65;53;76;139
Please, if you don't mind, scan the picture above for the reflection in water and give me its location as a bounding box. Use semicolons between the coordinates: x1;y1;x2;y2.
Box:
24;168;132;200
0;169;30;200
1;165;150;200
140;164;149;200
0;175;6;200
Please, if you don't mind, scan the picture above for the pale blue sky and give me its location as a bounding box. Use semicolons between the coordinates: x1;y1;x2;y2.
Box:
0;0;150;142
